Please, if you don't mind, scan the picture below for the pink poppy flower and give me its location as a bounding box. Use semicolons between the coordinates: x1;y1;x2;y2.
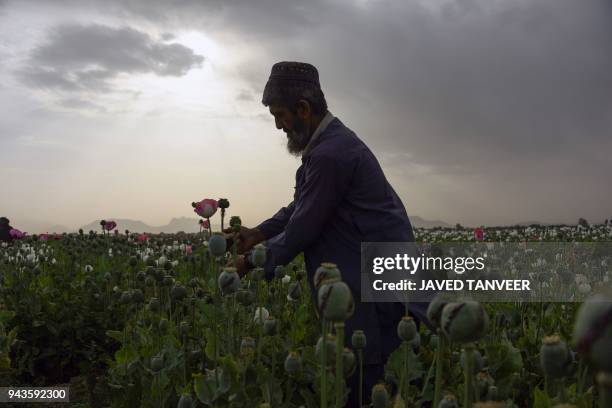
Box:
474;227;484;241
40;233;49;241
137;233;149;242
193;199;218;218
54;233;61;240
185;245;193;254
103;220;117;231
9;229;26;239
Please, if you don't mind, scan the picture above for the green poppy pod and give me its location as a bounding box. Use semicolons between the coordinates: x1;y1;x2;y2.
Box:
236;289;255;306
162;275;175;287
438;393;459;408
148;298;160;313
460;348;484;374
427;293;451;329
129;256;138;267
251;267;265;281
351;330;367;350
119;290;132;305
540;335;572;379
208;233;227;257
314;262;341;290
263;317;277;336
315;334;337;366
179;321;190;337
177;394;192;408
218;268;240;296
240;337;256;356
151;356;163;372
397;316;418;342
250;244;267;267
229;216;241;232
317;279;354;322
284;351;302;376
136;270;146;282
132;289;144;304
342;347;356;377
171;284;187;301
441;301;488;343
158;318;169;332
371;383;389;408
573;292;612;372
218;198;230;209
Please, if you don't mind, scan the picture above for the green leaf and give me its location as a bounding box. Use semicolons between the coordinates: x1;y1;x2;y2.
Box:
193;372;217;404
106;330;125;343
533;387;552;408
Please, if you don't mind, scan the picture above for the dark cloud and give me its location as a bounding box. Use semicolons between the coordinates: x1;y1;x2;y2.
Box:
18;23;204;92
160;32;175;41
5;0;611;223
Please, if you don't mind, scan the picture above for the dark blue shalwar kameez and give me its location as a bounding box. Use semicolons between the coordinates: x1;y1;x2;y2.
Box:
256;115;428;407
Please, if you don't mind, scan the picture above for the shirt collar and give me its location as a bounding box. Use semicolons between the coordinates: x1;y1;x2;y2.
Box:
302;111;335;158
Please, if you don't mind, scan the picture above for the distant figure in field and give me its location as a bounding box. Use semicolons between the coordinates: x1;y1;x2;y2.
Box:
0;217;14;243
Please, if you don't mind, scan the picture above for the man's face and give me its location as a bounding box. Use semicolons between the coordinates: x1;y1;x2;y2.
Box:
269;104;312;156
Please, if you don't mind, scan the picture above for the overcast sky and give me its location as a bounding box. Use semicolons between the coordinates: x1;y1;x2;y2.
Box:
1;0;610;231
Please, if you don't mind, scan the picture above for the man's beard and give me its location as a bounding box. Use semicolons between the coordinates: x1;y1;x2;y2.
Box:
286;116;311;156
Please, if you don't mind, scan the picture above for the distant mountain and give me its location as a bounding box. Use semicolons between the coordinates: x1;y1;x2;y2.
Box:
8;220;71;234
513;221;550;227
79;217;209;233
410;216;451;228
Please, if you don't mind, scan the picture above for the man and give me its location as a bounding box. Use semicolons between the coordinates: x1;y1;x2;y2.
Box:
230;61;428;406
0;217;14;243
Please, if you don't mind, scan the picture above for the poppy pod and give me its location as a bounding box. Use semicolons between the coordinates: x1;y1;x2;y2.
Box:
218;268;240;296
250;244;267;267
263;317;277;336
151;356;163;372
284;351;302;376
315;334;336;366
314;262;341;290
351;330;367;350
342;347;356;377
573;292;612;372
253;307;270;324
439;394;459;408
540;335;572;378
317;278;354;322
397;316;417;342
171;284;187;301
427;293;451;329
208;233;226;257
371;384;389;408
441;301;488;343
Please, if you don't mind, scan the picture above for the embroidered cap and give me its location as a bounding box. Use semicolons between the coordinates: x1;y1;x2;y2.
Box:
262;61;322;104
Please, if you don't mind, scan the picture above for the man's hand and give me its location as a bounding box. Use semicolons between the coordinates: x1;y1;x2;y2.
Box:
226;255;249;278
223;226;266;254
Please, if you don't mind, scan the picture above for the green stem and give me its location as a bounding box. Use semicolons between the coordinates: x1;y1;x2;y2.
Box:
321;319;328;408
358;349;364;408
463;344;474;408
598;372;612;408
433;333;446;407
335;322;344;408
403;341;410;405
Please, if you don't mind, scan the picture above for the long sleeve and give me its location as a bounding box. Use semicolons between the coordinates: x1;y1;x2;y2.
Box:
263;153;350;276
255;201;296;239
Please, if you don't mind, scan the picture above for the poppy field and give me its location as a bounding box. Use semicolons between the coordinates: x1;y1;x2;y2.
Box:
1;207;611;408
